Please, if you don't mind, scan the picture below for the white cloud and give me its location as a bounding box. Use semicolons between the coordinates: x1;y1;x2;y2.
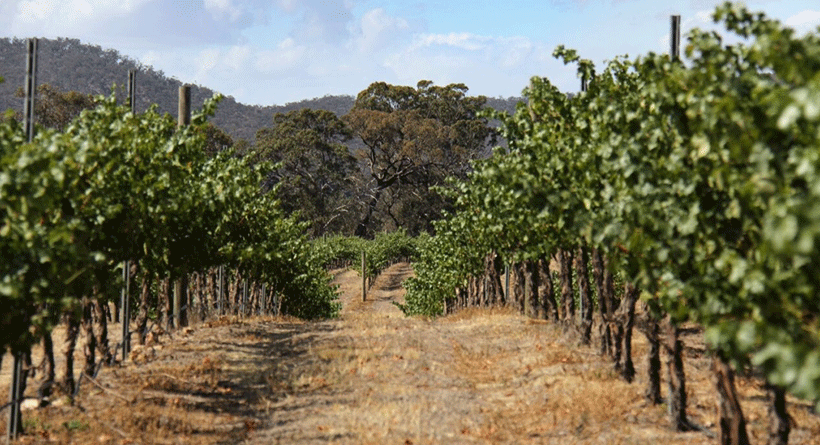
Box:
274;0;298;14
224;45;251;71
194;48;221;78
254;38;307;73
139;49;161;68
15;0;59;22
204;0;242;22
13;0;153;28
381;31;554;100
384;51;470;86
694;9;713;25
413;32;491;51
496;37;535;69
353;8;410;53
347;8;411;56
403;32;543;70
274;0;354;44
785;10;820;35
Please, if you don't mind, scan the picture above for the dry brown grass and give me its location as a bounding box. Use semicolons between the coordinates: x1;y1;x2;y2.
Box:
2;263;819;444
0;315;300;444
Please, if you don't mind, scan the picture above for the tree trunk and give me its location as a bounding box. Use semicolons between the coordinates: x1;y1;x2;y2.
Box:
477;275;484;308
184;274;191;324
354;191;382;238
248;280;254;316
93;294;112;365
604;262;618;362
538;258;558;321
530;260;545;319
161;276;171;330
185;274;194;324
664;319;692;431
512;263;526;314
484;253;504;307
112;295;120;324
479;273;486;308
483;273;490;308
713;353;750;445
61;312;80;396
644;313;662;404
190;272;199;322
765;384;790;445
492;253;505;306
229;271;240;315
14;350;33;433
576;246;593;344
506;263;517;312
82;299;97;378
524;260;540;318
38;331;55;405
607;288;622;368
592;249;612;356
136;271;151;345
173;275;186;328
559;249;575;323
206;268;216;320
612;320;624;373
620;283;638;382
200;272;208;322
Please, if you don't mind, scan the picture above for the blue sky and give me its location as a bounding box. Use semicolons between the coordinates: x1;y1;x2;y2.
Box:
2;1;819;106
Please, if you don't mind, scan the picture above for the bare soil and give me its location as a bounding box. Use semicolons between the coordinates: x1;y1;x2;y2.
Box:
2;262;819;444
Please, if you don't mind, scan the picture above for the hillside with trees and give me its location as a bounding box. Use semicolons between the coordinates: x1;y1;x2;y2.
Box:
0;37;520;145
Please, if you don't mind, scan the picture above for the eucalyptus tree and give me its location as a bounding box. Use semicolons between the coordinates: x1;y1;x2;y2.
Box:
254;108;358;236
344;80;496;237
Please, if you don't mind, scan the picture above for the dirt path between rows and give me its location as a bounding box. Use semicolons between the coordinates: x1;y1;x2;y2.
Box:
2;263;819;444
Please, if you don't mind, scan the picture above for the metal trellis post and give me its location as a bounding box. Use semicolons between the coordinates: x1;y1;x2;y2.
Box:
670;15;681;60
8;37;37;444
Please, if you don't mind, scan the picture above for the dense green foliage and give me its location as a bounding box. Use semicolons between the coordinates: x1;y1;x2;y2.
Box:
405;2;820;408
344;81;498;237
254;108;358;236
0;92;338;352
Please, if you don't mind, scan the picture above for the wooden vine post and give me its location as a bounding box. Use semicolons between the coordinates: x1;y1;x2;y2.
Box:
361;250;367;302
504;263;510;306
242;279;249;317
261;283;267;315
173;85;191;330
218;265;225;315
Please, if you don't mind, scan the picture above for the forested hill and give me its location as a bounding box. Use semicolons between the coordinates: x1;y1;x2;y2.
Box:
0;37;522;144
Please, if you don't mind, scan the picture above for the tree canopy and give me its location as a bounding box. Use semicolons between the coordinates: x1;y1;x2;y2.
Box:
343;80;496;236
254;108;358;236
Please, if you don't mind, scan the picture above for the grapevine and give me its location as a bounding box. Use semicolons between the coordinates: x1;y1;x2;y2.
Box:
405;1;820;415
